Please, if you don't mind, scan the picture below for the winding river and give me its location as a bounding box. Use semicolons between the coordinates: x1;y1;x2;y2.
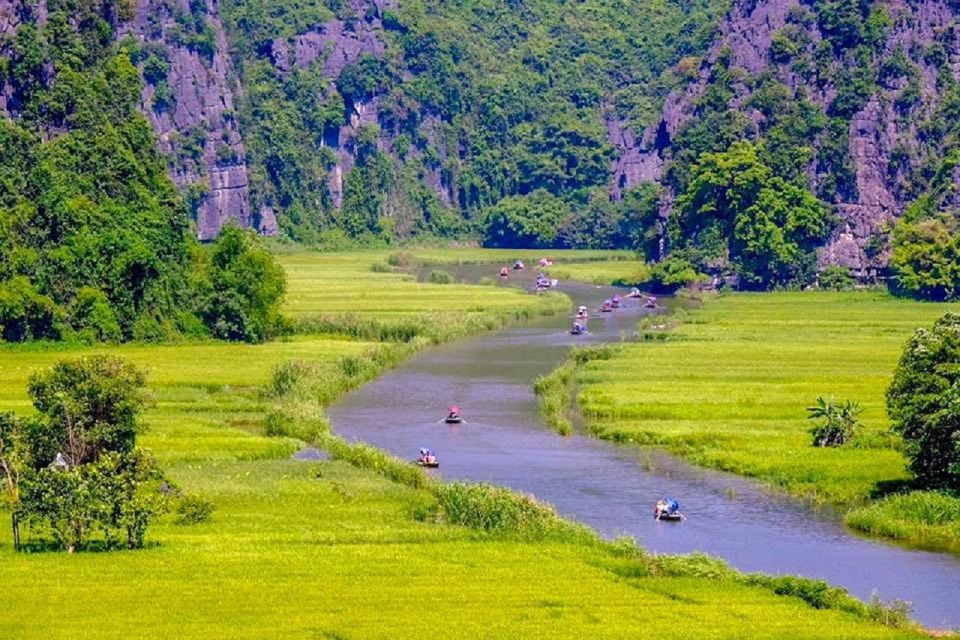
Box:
328;269;960;628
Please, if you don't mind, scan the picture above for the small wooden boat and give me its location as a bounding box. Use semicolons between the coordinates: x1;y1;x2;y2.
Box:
655;511;684;521
444;405;463;424
654;499;684;521
415;449;439;468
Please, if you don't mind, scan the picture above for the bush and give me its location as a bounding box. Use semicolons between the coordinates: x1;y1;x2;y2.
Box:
818;265;855;291
648;256;709;292
175;494;215;525
0;276;62;342
427;269;453;284
887;312;960;487
386;251;417;269
806;397;862;446
370;261;393;273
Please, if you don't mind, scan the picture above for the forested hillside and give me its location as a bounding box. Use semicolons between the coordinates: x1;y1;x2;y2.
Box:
0;0;286;342
3;0;960;294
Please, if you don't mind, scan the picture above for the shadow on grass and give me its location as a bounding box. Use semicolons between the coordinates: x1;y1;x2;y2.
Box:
16;539;163;554
867;477;923;499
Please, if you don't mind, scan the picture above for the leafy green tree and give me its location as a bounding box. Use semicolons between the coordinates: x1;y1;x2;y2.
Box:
887;312;960;488
648;254;709;291
482;190;571;248
673;141;832;287
890;215;960;301
202;226;287;342
27;356;148;467
14;356;167;552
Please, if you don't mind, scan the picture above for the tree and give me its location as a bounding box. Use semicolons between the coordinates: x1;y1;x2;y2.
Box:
13;356;167;552
27;356;148;467
482;190;571;248
889;215;960;301
202;226;287;342
0;413;27;550
672;141;833;288
887;312;960;488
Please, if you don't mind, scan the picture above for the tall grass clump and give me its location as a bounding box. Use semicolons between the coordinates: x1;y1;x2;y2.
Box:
435;483;596;543
845;491;960;551
427;269;454;284
534;345;621;436
319;434;432;490
533;362;575;436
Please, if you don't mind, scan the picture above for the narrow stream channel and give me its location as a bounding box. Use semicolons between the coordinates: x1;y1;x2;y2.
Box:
328;268;960;628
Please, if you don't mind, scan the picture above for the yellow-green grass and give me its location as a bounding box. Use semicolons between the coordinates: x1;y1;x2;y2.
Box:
576;291;957;505
846;492;960;553
546;259;651;285
278;250;571;319
404;247;633;266
0;339;927;638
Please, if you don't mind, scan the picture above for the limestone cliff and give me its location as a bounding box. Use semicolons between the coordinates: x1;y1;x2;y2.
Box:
121;0;265;240
621;0;960;272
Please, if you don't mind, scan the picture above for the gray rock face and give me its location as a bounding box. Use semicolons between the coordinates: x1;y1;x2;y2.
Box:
121;0;257;240
607;114;663;199
627;0;960;271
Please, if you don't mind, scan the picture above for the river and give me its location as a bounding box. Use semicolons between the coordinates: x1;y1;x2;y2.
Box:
328;268;960;628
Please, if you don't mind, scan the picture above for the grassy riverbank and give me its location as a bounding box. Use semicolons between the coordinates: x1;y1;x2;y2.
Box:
562;290;960;551
0;252;939;636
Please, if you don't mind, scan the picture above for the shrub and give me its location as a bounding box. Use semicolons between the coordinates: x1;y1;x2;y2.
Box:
0;276;62;342
386;251;417;269
175;494;215;525
818;265;855;291
427;269;453;284
648;256;709;292
807;397;862;446
370;261;393;273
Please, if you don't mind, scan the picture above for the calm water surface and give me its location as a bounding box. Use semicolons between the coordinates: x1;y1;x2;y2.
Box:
329;268;960;628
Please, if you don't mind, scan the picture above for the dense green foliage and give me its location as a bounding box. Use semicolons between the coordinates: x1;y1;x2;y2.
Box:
670;141;833;288
887;312;960;488
201;226;288;341
0;356;166;552
218;0;728;248
0;0;194;340
0;0;287;345
890;214;960;301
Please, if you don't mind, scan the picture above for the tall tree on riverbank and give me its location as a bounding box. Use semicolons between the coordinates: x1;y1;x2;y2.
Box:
7;356;168;552
887;312;960;488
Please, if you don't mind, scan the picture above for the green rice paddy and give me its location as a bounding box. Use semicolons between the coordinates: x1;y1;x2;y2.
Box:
0;254;938;637
572;290;960;549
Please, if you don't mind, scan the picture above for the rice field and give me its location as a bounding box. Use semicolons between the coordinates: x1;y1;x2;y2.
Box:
575;291;955;505
0;255;936;637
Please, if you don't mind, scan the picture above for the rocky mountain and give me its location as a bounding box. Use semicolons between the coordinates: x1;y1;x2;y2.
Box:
629;0;960;274
3;0;959;280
